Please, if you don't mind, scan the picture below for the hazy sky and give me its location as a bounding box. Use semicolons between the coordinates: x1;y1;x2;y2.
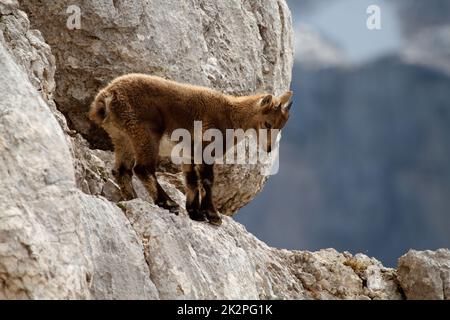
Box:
289;0;402;63
237;1;450;267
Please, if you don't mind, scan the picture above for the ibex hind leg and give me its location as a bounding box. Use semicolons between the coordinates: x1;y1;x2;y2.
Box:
131;128;180;214
110;131;137;201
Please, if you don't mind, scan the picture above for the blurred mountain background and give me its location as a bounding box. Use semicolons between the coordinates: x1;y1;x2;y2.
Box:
236;0;450;266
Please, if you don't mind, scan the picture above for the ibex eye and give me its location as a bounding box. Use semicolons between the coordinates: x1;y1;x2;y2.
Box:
264;121;272;129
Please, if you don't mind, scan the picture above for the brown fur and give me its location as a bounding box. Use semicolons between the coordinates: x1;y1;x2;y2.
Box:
89;73;292;225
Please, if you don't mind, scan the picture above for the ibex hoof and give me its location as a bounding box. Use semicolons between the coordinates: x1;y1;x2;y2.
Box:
204;211;222;226
188;209;206;222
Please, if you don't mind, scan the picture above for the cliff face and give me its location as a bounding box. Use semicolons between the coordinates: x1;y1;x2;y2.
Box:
0;0;448;300
20;0;294;216
0;2;157;299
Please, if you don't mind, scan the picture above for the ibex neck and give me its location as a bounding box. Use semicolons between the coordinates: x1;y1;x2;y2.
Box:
224;95;258;130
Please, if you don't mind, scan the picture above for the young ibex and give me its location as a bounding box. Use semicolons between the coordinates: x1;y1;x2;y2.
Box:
89;74;292;225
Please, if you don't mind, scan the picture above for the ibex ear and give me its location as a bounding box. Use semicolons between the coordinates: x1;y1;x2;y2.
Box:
260;94;273;107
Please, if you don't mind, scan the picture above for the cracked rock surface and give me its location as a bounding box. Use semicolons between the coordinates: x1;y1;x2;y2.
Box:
398;249;450;300
0;42;158;299
0;1;157;299
120;198;403;300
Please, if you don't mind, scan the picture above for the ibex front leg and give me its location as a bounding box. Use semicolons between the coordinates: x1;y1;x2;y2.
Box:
199;164;222;225
183;164;206;221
